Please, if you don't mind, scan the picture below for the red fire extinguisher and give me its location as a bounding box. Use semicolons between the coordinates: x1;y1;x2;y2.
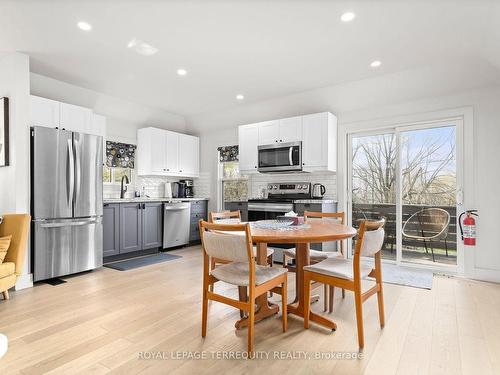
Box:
459;210;478;246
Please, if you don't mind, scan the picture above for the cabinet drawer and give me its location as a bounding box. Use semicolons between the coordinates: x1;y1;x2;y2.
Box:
190;222;201;241
190;212;206;221
190;201;207;214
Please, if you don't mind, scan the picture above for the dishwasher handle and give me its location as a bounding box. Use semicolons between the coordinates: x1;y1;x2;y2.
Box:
164;203;191;211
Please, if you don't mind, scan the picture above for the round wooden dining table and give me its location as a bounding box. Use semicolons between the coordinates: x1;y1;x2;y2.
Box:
235;219;357;330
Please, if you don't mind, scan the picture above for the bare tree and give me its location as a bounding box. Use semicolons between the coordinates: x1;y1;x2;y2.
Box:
352;130;456;206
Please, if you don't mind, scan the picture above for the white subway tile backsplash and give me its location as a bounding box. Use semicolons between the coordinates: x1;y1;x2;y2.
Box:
103;171;211;199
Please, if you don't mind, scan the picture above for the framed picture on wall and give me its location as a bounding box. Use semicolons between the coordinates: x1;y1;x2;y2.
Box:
0;97;9;167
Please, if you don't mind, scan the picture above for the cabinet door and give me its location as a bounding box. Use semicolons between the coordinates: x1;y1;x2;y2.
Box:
258;120;280;145
103;203;120;257
178;134;199;176
279;116;302;143
119;203;142;253
30;95;60;128
302;113;328;168
142;202;163;249
165;131;179;174
60;102;92;134
150;128;167;173
238;125;259;171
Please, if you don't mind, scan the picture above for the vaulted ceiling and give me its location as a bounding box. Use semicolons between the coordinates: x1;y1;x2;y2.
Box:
1;0;500;117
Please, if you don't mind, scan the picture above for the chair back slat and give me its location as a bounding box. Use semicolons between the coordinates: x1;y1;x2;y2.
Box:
202;230;249;262
360;228;385;256
209;211;241;224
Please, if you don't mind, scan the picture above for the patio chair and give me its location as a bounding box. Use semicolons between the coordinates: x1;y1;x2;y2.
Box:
402;208;450;262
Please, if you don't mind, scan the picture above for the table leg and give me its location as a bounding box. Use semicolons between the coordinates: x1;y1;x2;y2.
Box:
235;242;279;329
287;242;337;330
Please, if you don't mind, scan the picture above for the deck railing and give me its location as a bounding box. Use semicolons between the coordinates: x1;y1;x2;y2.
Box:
352;203;457;252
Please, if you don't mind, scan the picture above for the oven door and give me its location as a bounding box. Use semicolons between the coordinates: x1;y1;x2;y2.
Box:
248;202;295;262
258;142;302;173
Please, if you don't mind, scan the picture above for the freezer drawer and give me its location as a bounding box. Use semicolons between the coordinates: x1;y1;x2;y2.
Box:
163;202;191;248
33;218;103;282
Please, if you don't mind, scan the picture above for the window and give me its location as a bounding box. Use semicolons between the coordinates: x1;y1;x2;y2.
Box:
103;167;134;185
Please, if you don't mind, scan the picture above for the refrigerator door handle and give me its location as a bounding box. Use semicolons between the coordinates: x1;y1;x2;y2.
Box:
74;139;81;204
39;218;102;228
67;138;75;208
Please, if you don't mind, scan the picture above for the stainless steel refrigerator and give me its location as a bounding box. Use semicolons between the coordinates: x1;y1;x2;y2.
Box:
31;126;103;282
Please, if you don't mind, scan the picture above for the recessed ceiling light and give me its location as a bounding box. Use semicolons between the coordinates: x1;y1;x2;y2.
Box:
236;94;245;100
127;38;159;56
77;21;92;31
177;69;187;76
340;12;356;22
370;60;382;68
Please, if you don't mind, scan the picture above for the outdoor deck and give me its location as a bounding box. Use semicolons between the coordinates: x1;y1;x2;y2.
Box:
353;203;457;265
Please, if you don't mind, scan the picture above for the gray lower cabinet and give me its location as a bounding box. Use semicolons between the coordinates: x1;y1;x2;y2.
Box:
119;203;143;254
103;201;164;259
190;200;208;242
224;201;248;221
103;203;120;257
142;202;163;249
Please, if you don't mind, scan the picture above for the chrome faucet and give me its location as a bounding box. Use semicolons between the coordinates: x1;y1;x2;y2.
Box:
120;175;130;199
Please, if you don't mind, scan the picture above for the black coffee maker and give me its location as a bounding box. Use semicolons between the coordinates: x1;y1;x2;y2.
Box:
180;179;194;198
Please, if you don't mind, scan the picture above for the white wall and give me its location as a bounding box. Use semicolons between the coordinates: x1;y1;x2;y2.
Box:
192;70;500;282
30;73;188;143
0;53;31;288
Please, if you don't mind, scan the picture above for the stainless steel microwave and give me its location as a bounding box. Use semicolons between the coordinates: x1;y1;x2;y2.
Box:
257;141;302;173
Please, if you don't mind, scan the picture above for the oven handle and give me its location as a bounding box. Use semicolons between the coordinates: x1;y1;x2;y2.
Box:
289;146;293;166
248;203;294;213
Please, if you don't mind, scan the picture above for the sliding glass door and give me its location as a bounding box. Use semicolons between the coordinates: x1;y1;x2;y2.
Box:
351;132;397;260
348;120;462;269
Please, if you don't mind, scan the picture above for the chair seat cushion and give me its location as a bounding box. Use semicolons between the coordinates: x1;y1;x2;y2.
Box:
211;262;287;286
303;258;373;280
0;262;15;279
283;248;342;260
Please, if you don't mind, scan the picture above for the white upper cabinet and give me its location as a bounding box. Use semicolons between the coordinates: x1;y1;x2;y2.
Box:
30;95;105;138
302;112;337;171
136;127;199;177
179;134;199;176
257;120;280;145
238;125;259;172
30;95;60;127
60;102;93;134
238;112;336;173
257;117;302;145
165;131;179;174
279;116;302;143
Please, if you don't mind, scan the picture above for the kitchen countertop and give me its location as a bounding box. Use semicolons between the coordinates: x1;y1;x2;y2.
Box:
103;197;209;204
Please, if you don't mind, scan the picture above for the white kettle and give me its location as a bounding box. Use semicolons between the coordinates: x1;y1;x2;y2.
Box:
312;183;326;198
164;182;172;198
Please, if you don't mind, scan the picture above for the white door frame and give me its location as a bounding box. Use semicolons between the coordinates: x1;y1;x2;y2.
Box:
338;107;473;276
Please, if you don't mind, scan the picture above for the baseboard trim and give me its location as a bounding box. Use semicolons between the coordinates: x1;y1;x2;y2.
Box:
15;273;33;290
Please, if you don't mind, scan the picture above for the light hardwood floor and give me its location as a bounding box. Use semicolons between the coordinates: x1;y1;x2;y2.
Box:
0;245;499;375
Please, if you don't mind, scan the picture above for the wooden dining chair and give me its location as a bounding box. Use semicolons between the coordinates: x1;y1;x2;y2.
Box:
199;220;288;355
303;218;386;349
209;210;274;269
209;210;274;315
282;211;345;312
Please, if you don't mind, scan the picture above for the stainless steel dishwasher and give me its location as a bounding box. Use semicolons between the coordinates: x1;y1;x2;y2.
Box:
163;202;191;248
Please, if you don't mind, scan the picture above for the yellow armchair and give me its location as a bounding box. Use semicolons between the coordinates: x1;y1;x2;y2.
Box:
0;214;30;300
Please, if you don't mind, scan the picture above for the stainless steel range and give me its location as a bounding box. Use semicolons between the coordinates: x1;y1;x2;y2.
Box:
248;182;311;262
248;182;311;222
